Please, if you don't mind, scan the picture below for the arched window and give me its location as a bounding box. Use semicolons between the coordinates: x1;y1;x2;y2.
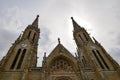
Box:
78;34;83;41
92;50;104;69
83;33;88;41
10;49;21;69
17;49;26;69
96;50;109;69
32;33;36;42
28;31;31;39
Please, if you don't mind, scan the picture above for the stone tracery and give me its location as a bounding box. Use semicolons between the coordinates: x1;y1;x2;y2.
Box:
50;57;73;72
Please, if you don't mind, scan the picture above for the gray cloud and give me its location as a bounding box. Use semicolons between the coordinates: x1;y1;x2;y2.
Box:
0;0;120;66
108;47;120;64
0;28;17;59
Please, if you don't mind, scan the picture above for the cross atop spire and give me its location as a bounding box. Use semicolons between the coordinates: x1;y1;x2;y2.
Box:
32;15;39;27
71;17;82;31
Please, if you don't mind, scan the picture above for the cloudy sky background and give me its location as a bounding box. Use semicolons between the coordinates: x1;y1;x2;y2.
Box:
0;0;120;66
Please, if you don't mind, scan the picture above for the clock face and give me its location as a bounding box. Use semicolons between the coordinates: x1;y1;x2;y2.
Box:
21;43;27;48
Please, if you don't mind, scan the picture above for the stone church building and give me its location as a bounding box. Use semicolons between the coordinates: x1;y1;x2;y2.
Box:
0;15;120;80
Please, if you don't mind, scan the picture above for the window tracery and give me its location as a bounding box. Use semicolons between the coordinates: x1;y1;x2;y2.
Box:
50;58;73;72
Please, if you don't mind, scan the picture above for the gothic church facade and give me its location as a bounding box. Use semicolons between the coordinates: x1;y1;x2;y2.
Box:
0;15;120;80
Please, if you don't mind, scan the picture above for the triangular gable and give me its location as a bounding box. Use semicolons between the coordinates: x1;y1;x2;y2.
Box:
46;43;76;63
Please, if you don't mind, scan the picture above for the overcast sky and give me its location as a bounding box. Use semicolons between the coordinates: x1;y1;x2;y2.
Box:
0;0;120;66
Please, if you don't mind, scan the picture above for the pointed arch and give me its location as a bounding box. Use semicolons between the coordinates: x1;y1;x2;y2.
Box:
92;50;104;69
17;49;26;69
83;33;88;41
32;32;36;42
10;49;21;69
28;31;31;39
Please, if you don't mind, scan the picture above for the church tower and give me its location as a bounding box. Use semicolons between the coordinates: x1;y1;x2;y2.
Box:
0;15;40;71
71;17;120;80
71;17;93;69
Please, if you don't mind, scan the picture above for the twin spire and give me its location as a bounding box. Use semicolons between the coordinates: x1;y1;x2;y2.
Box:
31;15;82;44
31;15;81;30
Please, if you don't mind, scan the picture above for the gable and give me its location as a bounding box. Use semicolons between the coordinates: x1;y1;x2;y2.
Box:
46;43;76;63
43;43;78;71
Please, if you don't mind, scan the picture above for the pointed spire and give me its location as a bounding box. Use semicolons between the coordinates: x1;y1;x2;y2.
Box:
71;17;82;31
32;15;39;27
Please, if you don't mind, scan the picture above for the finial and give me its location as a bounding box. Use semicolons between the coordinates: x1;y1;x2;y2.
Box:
44;52;46;57
71;17;73;20
37;15;39;18
43;52;46;65
58;38;60;44
75;52;78;57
